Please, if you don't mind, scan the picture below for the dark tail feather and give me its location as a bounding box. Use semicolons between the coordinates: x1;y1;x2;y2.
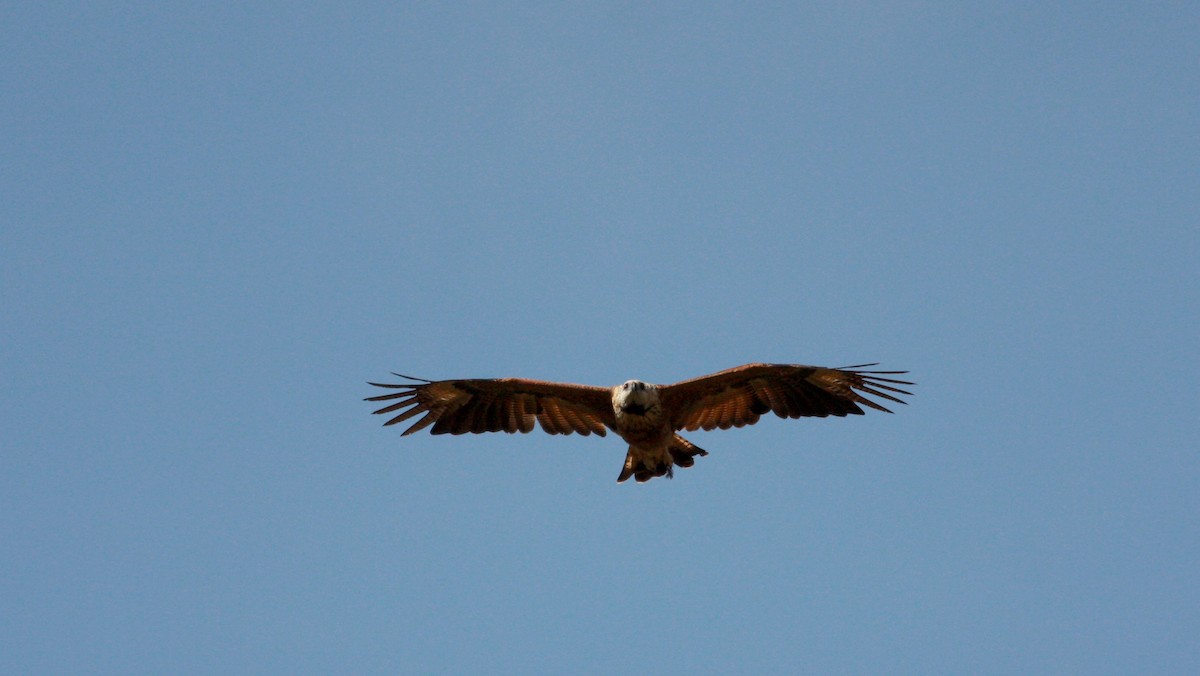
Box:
617;461;636;483
617;453;661;483
668;435;708;469
616;435;709;483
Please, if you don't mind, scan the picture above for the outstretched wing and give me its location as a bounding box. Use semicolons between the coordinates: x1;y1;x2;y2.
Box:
660;363;913;432
365;375;615;437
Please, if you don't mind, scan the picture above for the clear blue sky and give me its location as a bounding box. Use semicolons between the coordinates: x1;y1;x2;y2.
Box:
3;3;1197;673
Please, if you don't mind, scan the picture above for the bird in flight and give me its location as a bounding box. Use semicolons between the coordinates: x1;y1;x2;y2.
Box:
366;363;913;483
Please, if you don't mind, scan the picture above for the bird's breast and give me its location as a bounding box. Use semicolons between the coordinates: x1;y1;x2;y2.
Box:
613;405;670;444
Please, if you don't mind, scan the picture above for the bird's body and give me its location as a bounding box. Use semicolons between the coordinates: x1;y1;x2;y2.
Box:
366;363;913;483
609;380;696;482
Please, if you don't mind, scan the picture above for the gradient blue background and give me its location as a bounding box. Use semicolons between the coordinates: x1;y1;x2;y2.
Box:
4;3;1197;673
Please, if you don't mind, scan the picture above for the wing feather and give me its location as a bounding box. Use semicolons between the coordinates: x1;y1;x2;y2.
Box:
501;398;518;433
371;395;419;417
661;363;914;432
517;395;537;433
366;375;615;437
485;397;504;433
470;396;494;434
559;400;596;435
538;398;567;434
403;410;441;436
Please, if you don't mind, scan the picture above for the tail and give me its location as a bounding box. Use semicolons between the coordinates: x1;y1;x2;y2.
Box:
617;434;710;483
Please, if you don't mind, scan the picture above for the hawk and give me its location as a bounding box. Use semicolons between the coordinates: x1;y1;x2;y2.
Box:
365;363;913;483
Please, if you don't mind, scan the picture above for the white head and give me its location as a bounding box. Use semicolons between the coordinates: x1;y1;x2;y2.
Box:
612;379;661;416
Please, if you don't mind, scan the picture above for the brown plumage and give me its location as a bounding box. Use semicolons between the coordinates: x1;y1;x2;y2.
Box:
365;363;913;483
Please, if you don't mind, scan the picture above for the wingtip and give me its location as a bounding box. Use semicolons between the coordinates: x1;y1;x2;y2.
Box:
390;372;433;382
366;374;433;398
836;362;880;370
